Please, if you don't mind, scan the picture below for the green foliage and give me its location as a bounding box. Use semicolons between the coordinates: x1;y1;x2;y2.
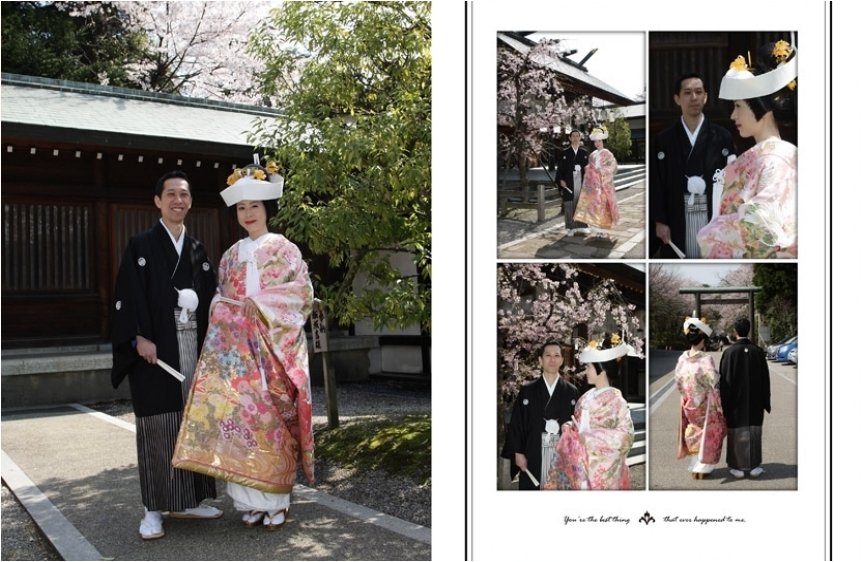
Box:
314;414;431;485
247;1;430;331
753;263;797;342
1;1;148;87
605;112;632;161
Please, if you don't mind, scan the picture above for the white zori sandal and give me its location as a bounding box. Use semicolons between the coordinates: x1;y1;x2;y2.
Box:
168;504;223;519
139;509;164;540
242;510;266;528
264;508;288;531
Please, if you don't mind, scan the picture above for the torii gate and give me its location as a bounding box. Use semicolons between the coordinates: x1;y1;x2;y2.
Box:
678;285;762;337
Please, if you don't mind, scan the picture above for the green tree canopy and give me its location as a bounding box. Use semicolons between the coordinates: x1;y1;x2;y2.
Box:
1;1;149;87
605;111;632;161
247;1;430;331
753;263;797;342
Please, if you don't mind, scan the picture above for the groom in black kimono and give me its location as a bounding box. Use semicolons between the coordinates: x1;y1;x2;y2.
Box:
111;170;220;539
554;130;590;235
502;341;579;490
719;318;771;478
650;73;736;258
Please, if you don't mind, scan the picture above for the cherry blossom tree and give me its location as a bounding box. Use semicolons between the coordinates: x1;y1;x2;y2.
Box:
648;264;693;349
497;39;595;189
498;263;643;403
650;264;755;348
119;0;269;102
715;265;755;336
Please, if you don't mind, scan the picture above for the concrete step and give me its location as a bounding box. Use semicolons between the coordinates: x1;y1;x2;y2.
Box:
500;165;645;185
1;337;405;408
1;343;112;359
616;171;645;182
627;403;646;465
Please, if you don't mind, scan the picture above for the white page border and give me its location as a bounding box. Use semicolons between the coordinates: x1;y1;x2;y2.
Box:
467;1;829;559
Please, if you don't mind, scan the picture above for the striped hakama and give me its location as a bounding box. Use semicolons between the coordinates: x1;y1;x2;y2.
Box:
136;310;216;511
563;169;586;229
540;432;561;488
726;425;763;471
684;193;708;258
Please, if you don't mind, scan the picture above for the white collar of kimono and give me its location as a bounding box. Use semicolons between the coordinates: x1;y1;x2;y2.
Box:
583;385;614;401
159;219;185;255
754;135;781;148
680;114;705;147
239;233;274;298
542;372;560;396
238;232;274;263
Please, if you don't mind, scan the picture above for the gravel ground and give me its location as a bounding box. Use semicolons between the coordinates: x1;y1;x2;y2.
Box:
306;381;432;527
1;380;431;560
1;485;63;561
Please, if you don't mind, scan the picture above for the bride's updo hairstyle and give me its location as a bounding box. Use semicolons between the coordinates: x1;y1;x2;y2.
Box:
685;325;709;346
580;334;628;387
719;38;798;136
743;41;798;127
682;312;712;347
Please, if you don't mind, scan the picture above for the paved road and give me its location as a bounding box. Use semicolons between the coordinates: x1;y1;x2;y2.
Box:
497;182;645;259
648;349;798;490
1;404;430;561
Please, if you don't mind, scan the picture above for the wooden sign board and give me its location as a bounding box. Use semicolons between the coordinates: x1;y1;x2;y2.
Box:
311;300;329;353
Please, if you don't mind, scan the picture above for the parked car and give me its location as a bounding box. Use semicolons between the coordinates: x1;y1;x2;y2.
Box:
767;335;796;360
787;347;797;364
776;336;798;362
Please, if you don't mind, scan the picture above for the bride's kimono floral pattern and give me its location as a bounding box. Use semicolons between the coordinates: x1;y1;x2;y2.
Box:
544;386;634;490
697;138;797;258
573;148;619;229
173;234;314;493
675;350;726;464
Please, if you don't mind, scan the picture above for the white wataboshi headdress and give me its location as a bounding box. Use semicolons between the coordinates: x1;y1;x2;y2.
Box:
220;153;284;206
719;39;798;100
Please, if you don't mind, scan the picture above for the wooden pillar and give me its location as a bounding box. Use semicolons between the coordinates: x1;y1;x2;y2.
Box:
538;184;546;222
311;299;338;429
93;151;111;339
749;290;757;340
95;199;111;338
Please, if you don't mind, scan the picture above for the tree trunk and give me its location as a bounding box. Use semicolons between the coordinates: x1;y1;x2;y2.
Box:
518;156;529;192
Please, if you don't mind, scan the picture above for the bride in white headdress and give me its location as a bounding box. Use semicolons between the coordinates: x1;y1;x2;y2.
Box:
698;39;797;258
572;125;619;239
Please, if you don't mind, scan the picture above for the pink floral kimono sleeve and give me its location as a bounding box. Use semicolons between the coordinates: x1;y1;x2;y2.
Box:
173;236;315;492
675;352;727;464
574;149;619;228
697;139;797;258
545;387;634;490
246;238;315;483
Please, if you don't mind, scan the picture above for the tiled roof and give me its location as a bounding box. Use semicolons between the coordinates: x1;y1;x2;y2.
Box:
1;74;280;148
497;33;638;106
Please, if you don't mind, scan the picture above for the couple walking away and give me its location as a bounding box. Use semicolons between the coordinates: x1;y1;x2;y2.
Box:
675;315;771;480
